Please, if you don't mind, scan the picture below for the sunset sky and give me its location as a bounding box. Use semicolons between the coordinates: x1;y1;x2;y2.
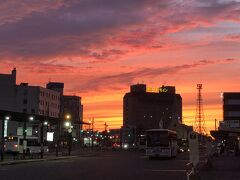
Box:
0;0;240;132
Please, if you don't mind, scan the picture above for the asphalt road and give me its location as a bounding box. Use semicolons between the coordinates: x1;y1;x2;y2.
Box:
0;151;189;180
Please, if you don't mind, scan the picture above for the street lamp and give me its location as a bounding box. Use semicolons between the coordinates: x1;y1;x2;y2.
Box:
29;116;34;121
65;121;71;128
64;114;72;155
66;114;71;120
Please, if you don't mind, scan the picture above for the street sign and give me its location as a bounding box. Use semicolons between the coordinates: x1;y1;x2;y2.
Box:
47;132;54;142
188;132;199;167
17;127;32;136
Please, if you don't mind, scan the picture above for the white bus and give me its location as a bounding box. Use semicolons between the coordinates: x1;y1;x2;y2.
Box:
146;129;178;159
4;136;49;154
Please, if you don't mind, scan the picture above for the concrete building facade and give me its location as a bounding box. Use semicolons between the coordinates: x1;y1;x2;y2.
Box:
223;93;240;122
63;96;83;139
123;84;182;134
0;69;60;137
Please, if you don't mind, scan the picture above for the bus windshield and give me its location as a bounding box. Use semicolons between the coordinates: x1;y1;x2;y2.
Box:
146;131;169;147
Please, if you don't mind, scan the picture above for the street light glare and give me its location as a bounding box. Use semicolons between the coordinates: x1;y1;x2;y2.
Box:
66;114;71;119
44;121;48;125
65;122;71;127
5;116;10;120
29;116;34;121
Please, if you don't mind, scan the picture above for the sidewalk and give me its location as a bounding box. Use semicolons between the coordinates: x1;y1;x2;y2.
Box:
0;148;99;166
200;154;240;180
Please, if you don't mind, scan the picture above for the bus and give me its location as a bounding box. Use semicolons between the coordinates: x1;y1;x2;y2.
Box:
146;129;178;159
4;136;49;154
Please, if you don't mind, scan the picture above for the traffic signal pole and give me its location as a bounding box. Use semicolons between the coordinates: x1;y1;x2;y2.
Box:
40;121;44;159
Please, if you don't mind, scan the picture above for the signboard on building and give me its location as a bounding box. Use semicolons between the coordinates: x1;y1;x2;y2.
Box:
17;127;32;136
146;86;175;94
47;132;54;142
4;120;8;137
188;132;199;167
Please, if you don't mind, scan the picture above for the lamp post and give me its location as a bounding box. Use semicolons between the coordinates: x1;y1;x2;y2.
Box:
40;120;48;159
88;120;91;147
65;114;72;155
23;116;34;156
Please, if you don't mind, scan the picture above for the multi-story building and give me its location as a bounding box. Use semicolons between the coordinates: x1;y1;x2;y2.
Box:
123;84;182;134
46;82;83;140
63;95;83;139
0;68;17;111
15;83;60;118
0;69;60;137
223;92;240;128
0;69;60;117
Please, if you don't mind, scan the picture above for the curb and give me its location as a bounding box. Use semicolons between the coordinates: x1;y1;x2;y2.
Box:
0;153;98;166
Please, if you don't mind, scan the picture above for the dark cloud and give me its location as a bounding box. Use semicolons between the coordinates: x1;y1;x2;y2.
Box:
0;0;239;61
225;34;240;41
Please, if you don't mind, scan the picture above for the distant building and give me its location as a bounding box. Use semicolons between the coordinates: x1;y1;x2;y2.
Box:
46;82;84;141
63;95;83;138
0;68;17;111
123;84;182;134
223;93;240;121
222;92;240;129
16;83;60;118
46;82;64;96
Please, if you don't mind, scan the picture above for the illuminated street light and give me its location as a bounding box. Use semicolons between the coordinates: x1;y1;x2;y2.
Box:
44;121;48;126
5;116;10;120
29;116;34;121
65;121;71;127
66;114;71;120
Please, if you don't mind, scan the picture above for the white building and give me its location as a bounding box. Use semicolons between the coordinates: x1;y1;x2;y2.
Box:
0;68;60;118
15;83;60;118
0;68;60;136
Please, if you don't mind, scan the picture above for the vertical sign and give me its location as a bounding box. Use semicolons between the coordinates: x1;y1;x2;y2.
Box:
4;120;8;137
188;132;199;167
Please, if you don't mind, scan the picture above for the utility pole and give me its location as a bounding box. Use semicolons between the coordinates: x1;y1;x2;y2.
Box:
91;117;94;148
215;119;217;131
40;121;44;159
104;122;108;147
104;122;108;132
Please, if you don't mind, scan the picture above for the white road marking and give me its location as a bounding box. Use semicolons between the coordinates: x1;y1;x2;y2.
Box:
146;169;186;172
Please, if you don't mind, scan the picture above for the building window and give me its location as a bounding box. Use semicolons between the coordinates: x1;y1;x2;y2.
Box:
24;89;28;95
23;99;28;104
31;109;35;114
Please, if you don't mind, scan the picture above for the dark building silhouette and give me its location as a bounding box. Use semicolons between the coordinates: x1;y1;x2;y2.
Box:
223;92;240;122
123;84;182;134
47;82;83;139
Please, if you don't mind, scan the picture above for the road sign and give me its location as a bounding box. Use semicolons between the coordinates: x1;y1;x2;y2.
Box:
188;132;199;167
